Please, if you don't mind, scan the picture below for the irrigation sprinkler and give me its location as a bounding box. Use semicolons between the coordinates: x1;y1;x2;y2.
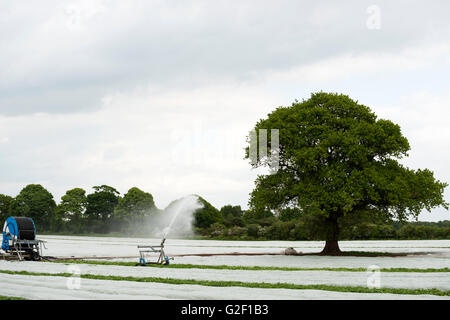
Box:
137;237;174;266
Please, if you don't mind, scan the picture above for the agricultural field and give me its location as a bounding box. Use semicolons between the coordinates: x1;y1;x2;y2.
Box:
1;236;449;300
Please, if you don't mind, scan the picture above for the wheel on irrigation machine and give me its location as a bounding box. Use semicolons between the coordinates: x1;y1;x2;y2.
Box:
21;249;40;261
30;250;41;261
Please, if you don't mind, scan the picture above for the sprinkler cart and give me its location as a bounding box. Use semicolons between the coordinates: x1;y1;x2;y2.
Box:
137;237;173;266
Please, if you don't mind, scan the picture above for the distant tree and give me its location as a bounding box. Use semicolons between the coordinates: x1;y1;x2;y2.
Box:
376;224;396;239
208;222;226;237
246;224;260;238
113;187;156;232
226;226;246;238
10;184;57;232
58;188;88;233
279;207;301;222
338;208;392;239
0;194;13;222
85;185;120;232
270;221;296;240
398;224;421;239
243;208;274;222
246;92;448;254
436;221;450;228
220;205;244;227
194;197;222;229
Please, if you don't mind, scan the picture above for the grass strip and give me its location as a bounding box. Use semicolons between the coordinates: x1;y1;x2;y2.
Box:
51;259;450;273
0;295;27;300
1;269;449;297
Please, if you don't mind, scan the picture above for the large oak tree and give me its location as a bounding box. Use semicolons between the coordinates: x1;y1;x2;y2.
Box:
246;92;448;254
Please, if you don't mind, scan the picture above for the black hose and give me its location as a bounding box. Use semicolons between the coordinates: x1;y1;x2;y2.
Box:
39;255;58;261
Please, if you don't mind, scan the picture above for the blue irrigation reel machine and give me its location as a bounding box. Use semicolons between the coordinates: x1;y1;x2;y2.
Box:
1;216;47;261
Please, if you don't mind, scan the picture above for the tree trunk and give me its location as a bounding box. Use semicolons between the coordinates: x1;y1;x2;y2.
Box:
320;213;342;255
321;239;342;255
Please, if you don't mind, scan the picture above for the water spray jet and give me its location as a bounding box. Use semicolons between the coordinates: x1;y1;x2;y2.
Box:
136;195;202;266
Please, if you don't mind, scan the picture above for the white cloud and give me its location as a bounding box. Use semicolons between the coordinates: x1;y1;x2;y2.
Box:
268;43;450;83
3;0;450;115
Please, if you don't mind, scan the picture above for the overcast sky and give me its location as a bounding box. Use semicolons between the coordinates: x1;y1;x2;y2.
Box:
1;0;449;221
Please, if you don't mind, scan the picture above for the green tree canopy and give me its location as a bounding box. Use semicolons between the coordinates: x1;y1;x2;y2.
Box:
85;185;120;224
0;194;13;222
57;188;88;232
59;188;87;220
10;184;57;231
220;205;244;227
194;196;222;229
246;92;448;254
114;187;155;218
279;207;301;222
113;187;156;231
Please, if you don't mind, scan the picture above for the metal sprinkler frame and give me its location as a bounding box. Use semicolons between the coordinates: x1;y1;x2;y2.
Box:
137;238;173;266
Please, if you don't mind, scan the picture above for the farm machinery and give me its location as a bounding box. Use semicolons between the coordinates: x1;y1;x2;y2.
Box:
1;216;47;261
137;237;173;266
